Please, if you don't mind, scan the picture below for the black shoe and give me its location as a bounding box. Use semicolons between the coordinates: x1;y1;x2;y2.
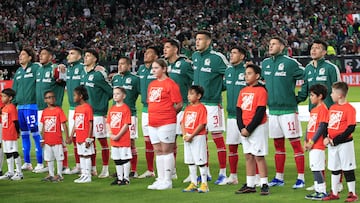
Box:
0;171;2;176
260;184;270;195
235;184;256;194
119;179;130;185
110;178;121;185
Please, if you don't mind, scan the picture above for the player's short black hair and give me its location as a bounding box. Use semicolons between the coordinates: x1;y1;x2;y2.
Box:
44;90;55;98
196;30;212;39
312;40;328;50
118;56;131;65
165;39;180;51
332;81;349;97
231;46;247;56
113;86;127;95
40;47;53;55
309;84;327;100
74;85;89;101
69;47;83;55
246;64;262;76
2;88;16;99
271;36;287;46
22;47;37;62
189;85;205;100
85;48;99;63
147;46;161;57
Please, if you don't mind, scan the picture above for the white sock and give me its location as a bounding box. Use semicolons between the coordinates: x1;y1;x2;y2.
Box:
14;156;22;173
298;173;305;181
318;182;326;193
189;165;197;184
260;177;268;185
247;176;256;187
48;161;55;177
7;157;14;174
275;172;284;181
219;168;226;176
331;174;341;195
123;162;130;180
76;163;80;168
116;164;124;180
85;158;92;176
163;153;174;182
0;148;3;171
102;165;109;172
199;166;207;184
348;181;356;194
207;166;211;177
230;173;238;179
80;157;86;175
156;155;164;181
92;165;97;172
57;160;63;176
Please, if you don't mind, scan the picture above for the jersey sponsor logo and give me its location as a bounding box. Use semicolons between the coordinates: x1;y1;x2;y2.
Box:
307;113;317;132
175;61;181;68
170;68;181;74
123;85;133;90
85;82;94;88
147;75;156;79
110;112;122;128
72;75;81;80
319;68;325;75
88;75;94;81
42;78;52;83
200;67;211;72
274;71;286;76
2;112;8;128
278;63;284;71
44;116;57;132
149;87;163;102
235;81;246;86
316;76;327;81
328;110;343;130
125;78;132;84
24;73;34;78
241;93;254;111
74;113;85;130
204;58;210;66
184;111;197;129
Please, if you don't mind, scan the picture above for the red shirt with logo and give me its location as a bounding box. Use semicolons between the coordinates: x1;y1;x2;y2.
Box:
147;77;182;127
107;103;131;147
307;103;328;150
2;103;18;141
41;106;67;145
74;103;94;143
182;103;207;135
328;102;356;139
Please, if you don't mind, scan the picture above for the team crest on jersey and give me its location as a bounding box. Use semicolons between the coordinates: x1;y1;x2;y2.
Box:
75;113;85;130
184;111;197;129
26;68;31;73
278;63;284;71
328;110;343;130
75;68;79;74
241;93;254;111
110;112;122;128
307;113;317;132
44;116;57;132
45;71;50;78
88;75;94;81
204;58;210;66
126;78;132;84
238;73;245;80
148;87;163;102
319;68;325;75
2;112;8;128
175;61;181;68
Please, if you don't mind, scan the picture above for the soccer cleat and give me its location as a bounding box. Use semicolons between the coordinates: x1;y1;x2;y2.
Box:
129;172;138;178
292;179;305;189
138;170;155;179
268;178;285;187
312;192;328;200
183;175;191;183
322;191;340;201
33;164;48;173
0;172;14;180
53;175;64;182
156;181;172;190
183;183;198;192
74;175;86;183
70;167;80;174
21;163;33;171
62;167;71;175
225;176;239;185
260;184;270;195
120;179;130;185
110;178;121;185
215;174;227;185
198;183;209;193
235;184;256;194
42;175;55;182
345;192;359;202
11;172;24;181
147;180;162;190
306;184;315;191
98;169;109;178
77;175;91;183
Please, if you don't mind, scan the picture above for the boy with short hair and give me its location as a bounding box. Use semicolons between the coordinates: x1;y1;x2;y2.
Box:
107;87;132;186
0;88;23;180
40;90;69;182
181;85;208;193
304;84;328;200
322;82;357;202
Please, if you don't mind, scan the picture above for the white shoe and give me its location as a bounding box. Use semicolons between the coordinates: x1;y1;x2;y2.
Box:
138;170;155;179
183;175;191;183
34;166;49;173
306;184;314;191
62;168;71;175
70;167;80;174
156;180;172;190
21;163;33;171
77;175;92;183
147;180;162;190
226;176;239;185
337;183;343;192
0;172;14;180
98;169;109;178
11;172;24;181
32;164;46;173
74;175;86;183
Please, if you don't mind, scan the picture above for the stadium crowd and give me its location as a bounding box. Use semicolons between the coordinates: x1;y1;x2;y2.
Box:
0;0;360;64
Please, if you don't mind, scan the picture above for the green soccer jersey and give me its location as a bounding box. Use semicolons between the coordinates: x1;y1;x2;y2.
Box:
12;62;41;105
193;47;230;104
168;56;193;105
36;62;65;110
224;62;246;118
297;58;341;110
137;64;156;109
66;60;85;108
261;53;304;114
81;66;113;116
111;71;140;116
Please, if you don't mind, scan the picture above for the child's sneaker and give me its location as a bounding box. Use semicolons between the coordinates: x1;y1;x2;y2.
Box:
198;183;209;193
129;171;138;178
21;163;33;171
62;167;71;175
42;175;54;182
235;184;256;194
225;176;239;185
74;174;86;183
312;192;328;200
147;180;162;190
268;178;284;187
120;179;130;185
77;175;91;183
214;174;227;185
32;164;45;173
305;192;317;200
156;180;172;190
345;192;358;202
53;175;64;182
0;172;14;180
260;184;270;195
110;178;121;185
138;170;155;179
70;167;80;174
183;183;198;192
292;179;305;189
322;191;340;201
98;168;109;178
11;172;24;181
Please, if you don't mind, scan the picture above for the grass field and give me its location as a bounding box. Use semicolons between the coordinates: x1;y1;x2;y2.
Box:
1;87;360;203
